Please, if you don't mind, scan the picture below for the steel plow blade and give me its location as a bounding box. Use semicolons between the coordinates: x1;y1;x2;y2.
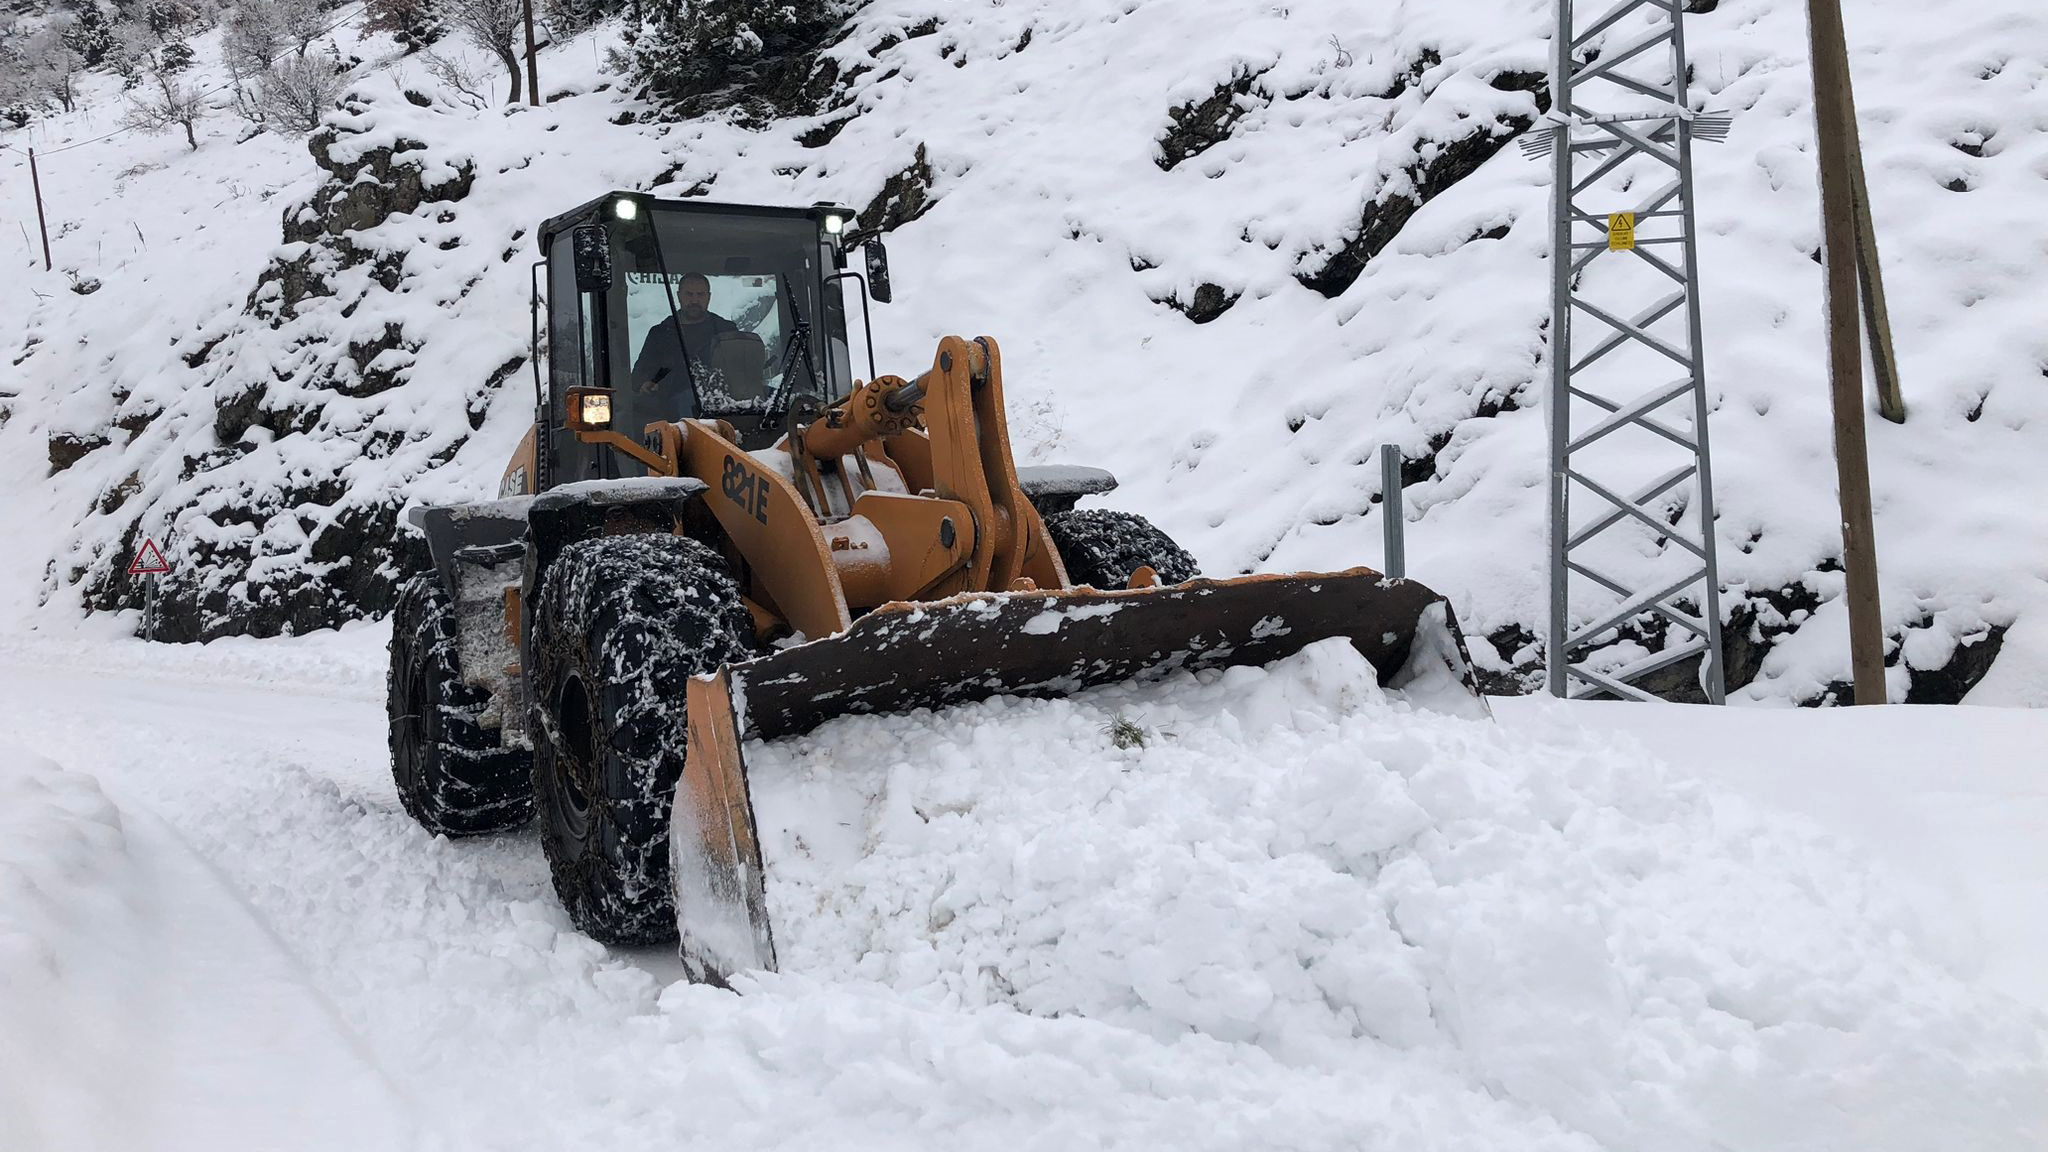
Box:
670;568;1484;985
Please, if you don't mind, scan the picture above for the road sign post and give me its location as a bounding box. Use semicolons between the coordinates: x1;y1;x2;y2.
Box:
128;537;171;642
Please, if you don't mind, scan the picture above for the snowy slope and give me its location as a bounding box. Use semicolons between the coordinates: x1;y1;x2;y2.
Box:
0;630;2042;1151
0;5;2044;693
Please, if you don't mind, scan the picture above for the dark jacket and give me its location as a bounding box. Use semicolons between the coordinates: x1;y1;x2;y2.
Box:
631;312;738;391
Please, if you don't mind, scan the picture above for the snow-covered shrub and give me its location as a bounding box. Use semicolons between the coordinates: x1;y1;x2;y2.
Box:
254;51;348;135
60;0;115;66
541;0;616;39
623;0;842;118
364;0;446;54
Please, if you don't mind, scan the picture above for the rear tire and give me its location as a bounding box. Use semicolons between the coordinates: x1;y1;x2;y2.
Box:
527;533;754;945
1044;509;1199;589
387;575;533;837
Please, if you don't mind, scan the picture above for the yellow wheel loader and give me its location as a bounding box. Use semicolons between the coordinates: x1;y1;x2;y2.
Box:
388;191;1483;985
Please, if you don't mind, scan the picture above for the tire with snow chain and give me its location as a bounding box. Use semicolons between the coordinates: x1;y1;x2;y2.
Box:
1044;509;1199;590
528;532;755;946
387;575;534;837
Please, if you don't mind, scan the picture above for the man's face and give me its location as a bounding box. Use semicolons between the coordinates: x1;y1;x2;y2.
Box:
679;279;711;324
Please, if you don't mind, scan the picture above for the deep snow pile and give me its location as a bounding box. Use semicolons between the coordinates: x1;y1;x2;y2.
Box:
0;738;413;1150
3;0;2046;700
748;638;2047;1149
0;747;131;1143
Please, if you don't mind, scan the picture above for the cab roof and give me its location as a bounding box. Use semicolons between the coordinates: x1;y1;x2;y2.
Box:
536;192;855;253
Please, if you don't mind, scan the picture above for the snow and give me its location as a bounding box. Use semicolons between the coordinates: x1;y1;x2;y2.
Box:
1504;695;2048;1013
0;628;2040;1150
0;1;2045;1148
752;637;2046;1150
825;511;891;579
535;474;706;506
0;739;407;1151
1018;599;1122;634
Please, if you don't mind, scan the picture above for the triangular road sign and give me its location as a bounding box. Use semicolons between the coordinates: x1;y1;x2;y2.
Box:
128;538;171;576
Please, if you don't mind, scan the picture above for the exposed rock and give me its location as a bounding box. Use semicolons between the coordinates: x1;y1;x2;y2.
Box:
180;332;226;369
858;143;938;234
94;472;141;516
1505;576;2012;706
1477;623;1542;695
471;357;527;431
1375;48;1442;102
114;403;160;438
1906;625;2007;702
1158;283;1241;324
288;133;474;245
1297;69;1548;299
246;250;329;326
797;112;854;148
82;117;482;643
48;432;111;474
1156;69;1265;171
105;499;407;643
340;322;420;399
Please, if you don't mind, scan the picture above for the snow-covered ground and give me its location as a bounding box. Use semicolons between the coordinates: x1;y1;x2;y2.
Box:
0;626;2041;1151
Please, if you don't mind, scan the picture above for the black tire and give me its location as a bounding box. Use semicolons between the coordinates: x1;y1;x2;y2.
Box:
1044;509;1199;590
527;533;755;945
387;575;534;836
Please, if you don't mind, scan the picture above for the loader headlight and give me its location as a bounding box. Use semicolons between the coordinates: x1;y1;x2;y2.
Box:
822;212;846;235
613;198;639;222
566;387;613;430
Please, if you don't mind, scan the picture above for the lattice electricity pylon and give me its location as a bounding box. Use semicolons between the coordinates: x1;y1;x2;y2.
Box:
1525;0;1730;703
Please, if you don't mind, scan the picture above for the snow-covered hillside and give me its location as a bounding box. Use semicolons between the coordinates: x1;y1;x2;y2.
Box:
2;0;2044;701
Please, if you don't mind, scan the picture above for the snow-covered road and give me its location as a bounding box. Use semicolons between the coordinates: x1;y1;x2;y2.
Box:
1;626;2042;1151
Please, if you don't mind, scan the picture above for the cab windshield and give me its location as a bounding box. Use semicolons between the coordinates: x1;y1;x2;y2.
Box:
611;208;843;433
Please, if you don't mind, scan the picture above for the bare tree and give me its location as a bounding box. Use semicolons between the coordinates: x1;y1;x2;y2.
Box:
25;29;86;113
442;0;524;105
0;22;33;125
256;51;346;134
123;54;210;149
108;19;162;84
421;48;490;109
221;1;280;121
0;18;88;119
274;0;328;58
222;0;284;75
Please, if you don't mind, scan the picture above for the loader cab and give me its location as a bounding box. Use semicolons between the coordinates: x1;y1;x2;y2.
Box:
534;193;862;487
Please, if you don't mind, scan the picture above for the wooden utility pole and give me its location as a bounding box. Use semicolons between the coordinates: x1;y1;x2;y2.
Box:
521;0;541;107
28;147;52;271
1848;149;1907;423
1806;0;1888;704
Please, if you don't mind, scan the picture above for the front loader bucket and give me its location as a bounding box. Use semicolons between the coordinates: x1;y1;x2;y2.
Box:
670;568;1483;985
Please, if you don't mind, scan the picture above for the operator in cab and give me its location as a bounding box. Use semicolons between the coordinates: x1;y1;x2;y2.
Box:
630;272;737;414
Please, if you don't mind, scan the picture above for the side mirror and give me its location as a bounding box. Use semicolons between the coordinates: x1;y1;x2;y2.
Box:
864;239;893;304
571;224;613;293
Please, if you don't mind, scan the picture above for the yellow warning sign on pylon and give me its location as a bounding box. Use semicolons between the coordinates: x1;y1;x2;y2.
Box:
1607;212;1636;251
